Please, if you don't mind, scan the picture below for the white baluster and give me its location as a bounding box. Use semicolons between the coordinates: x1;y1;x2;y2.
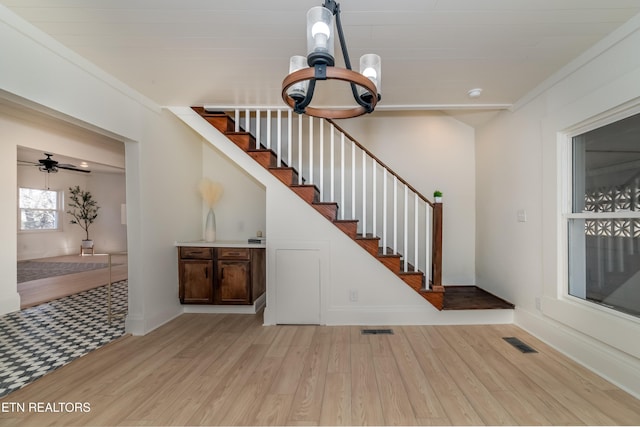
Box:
245;109;250;134
298;114;303;184
352;141;356;222
372;158;377;240
393;176;398;255
330;124;335;202
404;184;408;272
319;120;324;201
287;109;292;167
277;110;282;167
309;116;314;185
340;134;345;220
383;169;388;253
234;109;240;132
414;193;419;272
255;110;261;150
362;150;367;236
266;110;272;150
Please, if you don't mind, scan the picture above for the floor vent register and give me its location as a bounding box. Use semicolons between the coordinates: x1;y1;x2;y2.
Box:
503;336;538;353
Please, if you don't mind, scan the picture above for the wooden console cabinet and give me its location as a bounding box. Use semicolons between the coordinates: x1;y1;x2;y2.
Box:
178;245;265;305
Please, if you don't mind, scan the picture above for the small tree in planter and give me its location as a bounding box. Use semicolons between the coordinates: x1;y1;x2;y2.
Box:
67;185;100;248
433;190;443;203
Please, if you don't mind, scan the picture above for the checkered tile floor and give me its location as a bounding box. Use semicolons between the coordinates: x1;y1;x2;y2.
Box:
0;280;127;397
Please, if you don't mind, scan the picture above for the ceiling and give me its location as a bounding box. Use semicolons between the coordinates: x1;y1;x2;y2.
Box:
3;0;640;126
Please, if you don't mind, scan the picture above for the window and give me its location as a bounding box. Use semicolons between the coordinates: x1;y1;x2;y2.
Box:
18;187;61;231
568;112;640;317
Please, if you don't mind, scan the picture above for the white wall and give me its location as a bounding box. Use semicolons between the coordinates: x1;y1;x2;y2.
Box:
476;14;640;397
88;172;127;254
339;111;476;285
201;143;266;241
0;6;203;336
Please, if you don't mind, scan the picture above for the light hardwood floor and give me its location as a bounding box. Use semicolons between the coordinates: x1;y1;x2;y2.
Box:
18;254;128;308
1;313;639;426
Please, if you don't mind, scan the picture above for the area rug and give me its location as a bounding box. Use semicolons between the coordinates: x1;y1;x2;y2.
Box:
17;261;111;283
0;280;127;397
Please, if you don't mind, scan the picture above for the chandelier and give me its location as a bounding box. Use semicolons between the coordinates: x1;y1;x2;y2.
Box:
281;0;381;119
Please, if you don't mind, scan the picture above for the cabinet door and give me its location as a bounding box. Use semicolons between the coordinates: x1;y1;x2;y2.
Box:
179;260;214;304
216;260;250;304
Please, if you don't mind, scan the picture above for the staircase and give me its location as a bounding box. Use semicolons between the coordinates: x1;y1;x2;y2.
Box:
192;106;446;310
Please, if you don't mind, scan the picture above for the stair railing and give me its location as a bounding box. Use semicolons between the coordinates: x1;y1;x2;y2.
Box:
228;107;443;289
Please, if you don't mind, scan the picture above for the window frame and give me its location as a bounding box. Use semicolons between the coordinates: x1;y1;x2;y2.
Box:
17;187;64;233
562;106;640;321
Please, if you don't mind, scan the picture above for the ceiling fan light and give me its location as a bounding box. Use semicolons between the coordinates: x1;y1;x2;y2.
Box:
287;55;309;101
358;53;382;101
307;6;334;66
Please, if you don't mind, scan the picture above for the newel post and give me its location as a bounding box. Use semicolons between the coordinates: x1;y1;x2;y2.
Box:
431;201;444;291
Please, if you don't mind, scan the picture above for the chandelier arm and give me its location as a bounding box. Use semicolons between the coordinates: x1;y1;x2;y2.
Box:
331;2;371;111
293;79;317;114
332;3;351;71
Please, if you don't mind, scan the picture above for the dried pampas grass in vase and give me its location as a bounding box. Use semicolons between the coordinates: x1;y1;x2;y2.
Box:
199;178;223;242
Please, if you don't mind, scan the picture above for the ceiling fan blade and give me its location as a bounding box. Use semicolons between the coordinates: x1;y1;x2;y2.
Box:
57;165;91;173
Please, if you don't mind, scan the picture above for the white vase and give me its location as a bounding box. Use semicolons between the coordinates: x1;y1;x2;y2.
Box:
204;208;216;242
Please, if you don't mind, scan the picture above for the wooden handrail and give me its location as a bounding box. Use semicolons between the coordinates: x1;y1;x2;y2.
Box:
328;119;435;208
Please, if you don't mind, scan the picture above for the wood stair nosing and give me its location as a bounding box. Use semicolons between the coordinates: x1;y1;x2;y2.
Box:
247;149;278;168
192;108;235;133
399;271;424;290
420;290;444;310
290;184;320;203
312;202;338;221
333;219;358;238
225;132;256;152
269;167;300;186
355;235;381;257
377;252;402;273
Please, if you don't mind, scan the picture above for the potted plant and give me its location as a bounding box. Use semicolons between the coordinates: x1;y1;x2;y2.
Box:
67;185;100;250
433;190;443;203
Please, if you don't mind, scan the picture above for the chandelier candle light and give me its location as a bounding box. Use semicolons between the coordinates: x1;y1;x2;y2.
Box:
199;179;223;242
282;0;382;119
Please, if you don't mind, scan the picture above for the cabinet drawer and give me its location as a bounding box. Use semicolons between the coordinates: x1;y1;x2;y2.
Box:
180;247;213;259
217;247;250;260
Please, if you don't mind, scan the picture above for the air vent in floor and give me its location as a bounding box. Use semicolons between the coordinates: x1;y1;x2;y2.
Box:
503;337;537;353
361;329;394;335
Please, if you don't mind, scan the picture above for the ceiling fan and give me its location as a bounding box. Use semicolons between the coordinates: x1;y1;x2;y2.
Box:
19;153;90;173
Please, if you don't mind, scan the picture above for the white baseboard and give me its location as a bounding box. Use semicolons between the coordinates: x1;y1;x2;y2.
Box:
182;292;266;315
515;307;640;399
125;307;182;336
324;306;514;325
0;292;21;316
